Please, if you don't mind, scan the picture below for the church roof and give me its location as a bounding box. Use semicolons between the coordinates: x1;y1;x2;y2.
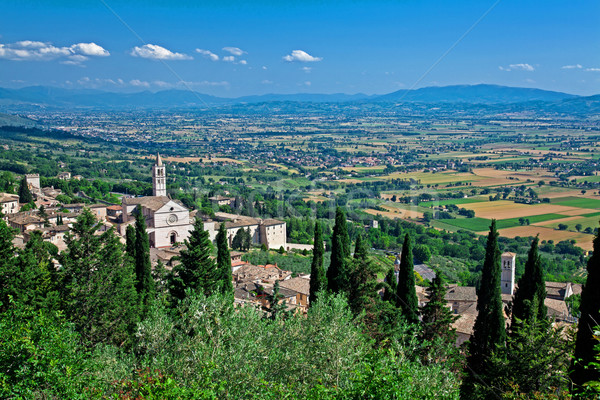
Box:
123;196;171;211
156;153;163;167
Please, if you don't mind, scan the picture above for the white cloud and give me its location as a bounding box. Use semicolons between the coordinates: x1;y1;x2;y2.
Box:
284;50;322;62
196;48;219;61
0;40;109;64
71;43;109;57
223;55;235;62
561;64;582;69
262;66;267;70
177;80;230;88
499;63;534;72
302;66;312;73
261;79;273;84
129;79;151;87
130;44;192;60
222;46;245;56
238;59;247;65
303;81;311;86
585;68;600;72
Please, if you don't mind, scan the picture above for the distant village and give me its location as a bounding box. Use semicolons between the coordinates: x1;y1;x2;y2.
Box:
0;154;581;344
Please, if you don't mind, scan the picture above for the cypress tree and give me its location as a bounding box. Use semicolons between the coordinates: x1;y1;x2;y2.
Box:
134;205;154;313
243;227;252;251
170;217;217;301
395;234;419;323
382;267;397;304
18;176;33;204
511;236;546;327
571;226;600;391
327;207;351;293
309;220;326;305
216;222;234;298
125;224;136;260
347;248;380;314
269;280;288;319
353;233;368;261
461;219;506;399
0;219;18;311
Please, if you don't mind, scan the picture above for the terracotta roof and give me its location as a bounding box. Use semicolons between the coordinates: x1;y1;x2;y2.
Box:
0;193;19;203
279;277;310;295
452;303;478;335
545;298;569;318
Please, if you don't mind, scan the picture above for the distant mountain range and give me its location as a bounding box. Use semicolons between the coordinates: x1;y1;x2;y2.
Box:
0;84;597;112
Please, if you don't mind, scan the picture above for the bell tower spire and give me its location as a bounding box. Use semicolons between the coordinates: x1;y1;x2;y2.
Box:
152;153;167;196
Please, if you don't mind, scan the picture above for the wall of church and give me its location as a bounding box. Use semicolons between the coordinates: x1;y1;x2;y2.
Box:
260;223;286;249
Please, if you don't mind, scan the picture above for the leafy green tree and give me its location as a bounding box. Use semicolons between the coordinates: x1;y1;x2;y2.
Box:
395;234;419;323
571;227;600;392
268;280;288;319
170;217;217;301
327;207;351;293
18;176;33;204
309;220;326;305
461;219;506;399
232;228;245;251
511;236;546;327
0;219;17;311
216;222;233;298
243;227;252;251
413;244;431;263
135;205;155;314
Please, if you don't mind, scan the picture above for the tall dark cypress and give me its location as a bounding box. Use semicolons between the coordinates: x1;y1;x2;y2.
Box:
382;267;397;304
327;207;351;293
309;220;326;305
170;217;217;301
134;205;154;313
511;236;546;326
420;271;458;346
571;226;600;391
216;222;234;298
461;219;506;399
18;176;33;204
353;233;368;261
395;234;419;323
125;224;136;260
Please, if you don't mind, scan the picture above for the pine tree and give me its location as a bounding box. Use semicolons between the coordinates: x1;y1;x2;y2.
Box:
511;236;546;327
170;217;217;301
134;205;155;314
216;222;233;298
395;234;419;323
347;249;381;314
309;220;326;305
327;207;351;293
59;209;138;346
382;267;397;304
571;226;600;391
420;271;459;363
461;219;506;399
18;176;33;204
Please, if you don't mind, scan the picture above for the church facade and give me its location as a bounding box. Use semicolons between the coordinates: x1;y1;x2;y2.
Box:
120;154;193;248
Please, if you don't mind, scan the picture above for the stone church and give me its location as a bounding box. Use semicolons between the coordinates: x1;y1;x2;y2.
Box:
120;154;193;248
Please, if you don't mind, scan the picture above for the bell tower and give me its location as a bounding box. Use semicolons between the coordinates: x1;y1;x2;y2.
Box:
501;252;516;295
152;153;167;197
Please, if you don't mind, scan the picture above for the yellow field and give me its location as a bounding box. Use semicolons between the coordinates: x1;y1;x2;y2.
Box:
462;201;580;219
364;206;423;219
487;226;594;251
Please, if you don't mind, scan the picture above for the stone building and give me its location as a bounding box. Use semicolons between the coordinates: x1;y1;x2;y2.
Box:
0;193;19;216
120;154;193;248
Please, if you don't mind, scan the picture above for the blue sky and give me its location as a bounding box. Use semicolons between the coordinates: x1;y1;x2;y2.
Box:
1;0;599;96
